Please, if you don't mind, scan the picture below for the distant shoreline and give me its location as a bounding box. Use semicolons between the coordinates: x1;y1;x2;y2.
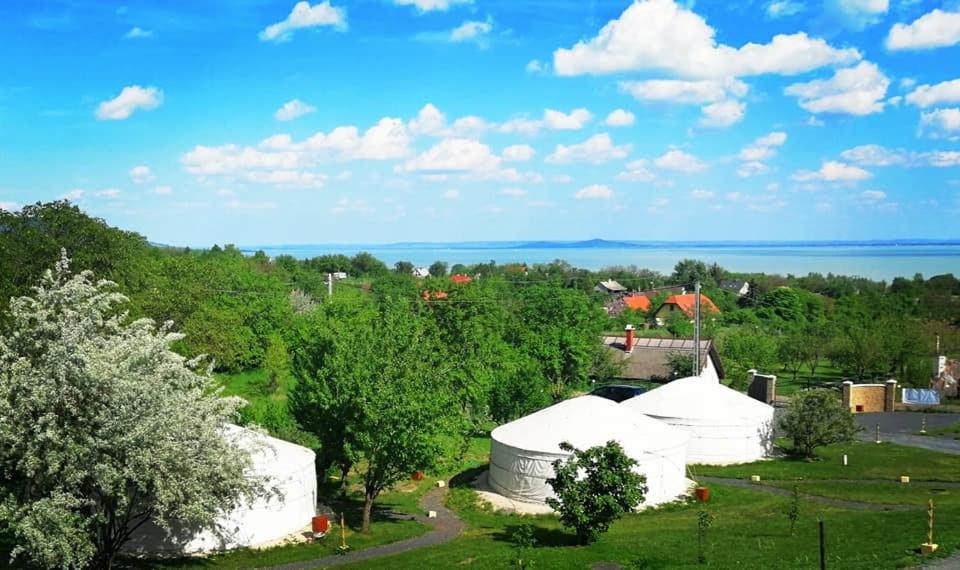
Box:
234;238;960;252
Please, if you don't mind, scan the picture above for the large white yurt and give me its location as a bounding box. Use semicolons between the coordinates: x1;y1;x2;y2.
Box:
126;425;317;555
489;395;690;507
621;376;775;465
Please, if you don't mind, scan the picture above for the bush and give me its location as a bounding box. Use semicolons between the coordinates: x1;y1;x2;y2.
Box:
779;389;860;458
546;441;647;545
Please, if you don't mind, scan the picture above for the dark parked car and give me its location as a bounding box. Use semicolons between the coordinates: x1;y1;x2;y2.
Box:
589;384;647;403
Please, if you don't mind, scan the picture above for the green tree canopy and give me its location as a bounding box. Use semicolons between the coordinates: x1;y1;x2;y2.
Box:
0;256;261;570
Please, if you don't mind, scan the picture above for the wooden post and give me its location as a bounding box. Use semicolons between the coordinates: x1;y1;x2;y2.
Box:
928;500;934;546
819;519;826;570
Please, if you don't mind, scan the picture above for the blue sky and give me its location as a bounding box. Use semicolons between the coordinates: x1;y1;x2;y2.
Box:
1;0;960;246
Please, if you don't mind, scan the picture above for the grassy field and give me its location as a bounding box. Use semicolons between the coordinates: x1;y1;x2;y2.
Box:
766;480;960;506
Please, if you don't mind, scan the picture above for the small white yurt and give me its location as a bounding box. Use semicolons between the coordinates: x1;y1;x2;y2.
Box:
622;376;775;465
127;425;317;555
489;396;690;507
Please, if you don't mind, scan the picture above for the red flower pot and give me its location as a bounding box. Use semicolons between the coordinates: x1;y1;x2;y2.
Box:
695;487;711;502
412;470;425;481
312;515;330;534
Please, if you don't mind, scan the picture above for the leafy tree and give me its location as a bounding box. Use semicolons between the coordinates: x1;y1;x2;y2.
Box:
777;329;809;380
779;389;860;458
671;259;718;288
512;285;607;400
546;441;646;545
0;255;261;570
350;251;388;276
429;260;449;278
394;260;415;275
757;287;805;323
665;309;693;338
291;298;461;532
715;328;779;388
666;351;695;378
263;333;290;393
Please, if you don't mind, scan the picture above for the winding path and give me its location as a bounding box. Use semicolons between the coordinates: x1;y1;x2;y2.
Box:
266;488;464;570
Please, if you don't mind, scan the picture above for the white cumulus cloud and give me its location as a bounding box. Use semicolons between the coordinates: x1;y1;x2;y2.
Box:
792;160;871;182
124;26;152;39
920;108;960;139
259;1;346;43
450;19;492;43
839;144;906;166
604;109;635;126
653;149;706;172
96;85;163;120
545;133;630;164
906;79;960;108
785;61;889;115
502;144;535;162
553;0;860;78
887;9;960;50
619;78;748;104
543;108;592;130
275;99;317;121
129;165;154;183
393;0;471;12
575;184;614;199
401;138;500;172
699;99;745;127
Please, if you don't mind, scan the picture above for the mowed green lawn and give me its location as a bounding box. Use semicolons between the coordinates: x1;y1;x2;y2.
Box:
332;440;960;570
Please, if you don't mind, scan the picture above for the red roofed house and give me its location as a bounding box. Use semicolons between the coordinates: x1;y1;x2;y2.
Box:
654;293;720;326
450;274;473;285
623;294;651;312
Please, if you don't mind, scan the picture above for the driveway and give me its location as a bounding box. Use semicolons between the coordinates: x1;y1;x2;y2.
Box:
855;412;960;455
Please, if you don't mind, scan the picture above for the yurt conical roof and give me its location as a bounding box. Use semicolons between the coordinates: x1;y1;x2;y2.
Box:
492;395;689;455
622;376;773;424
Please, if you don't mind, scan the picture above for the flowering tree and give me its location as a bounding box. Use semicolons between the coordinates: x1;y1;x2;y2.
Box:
0;254;262;570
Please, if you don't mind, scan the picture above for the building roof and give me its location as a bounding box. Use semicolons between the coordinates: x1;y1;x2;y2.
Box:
622;376;772;423
623;294;652;311
597;279;627;293
601;336;725;381
491;395;689;456
656;293;720;317
450;274;473;284
421;290;448;300
720;279;748;290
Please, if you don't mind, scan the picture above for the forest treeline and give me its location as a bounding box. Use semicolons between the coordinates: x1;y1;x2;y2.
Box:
1;202;958;403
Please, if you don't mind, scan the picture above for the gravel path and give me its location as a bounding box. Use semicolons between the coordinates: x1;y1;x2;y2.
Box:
698;476;918;511
266;488;464;570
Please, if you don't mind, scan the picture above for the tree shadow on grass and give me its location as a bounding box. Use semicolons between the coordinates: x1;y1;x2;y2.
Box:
449;465;487;489
492;524;580;548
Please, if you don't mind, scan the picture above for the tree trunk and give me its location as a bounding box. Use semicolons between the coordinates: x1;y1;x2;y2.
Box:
362;492;375;533
339;462;351;497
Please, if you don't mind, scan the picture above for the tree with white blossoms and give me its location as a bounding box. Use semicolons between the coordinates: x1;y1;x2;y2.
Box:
0;253;264;570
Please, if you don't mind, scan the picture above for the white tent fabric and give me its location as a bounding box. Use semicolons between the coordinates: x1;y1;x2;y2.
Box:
489;396;690;506
622;376;775;465
126;425;317;555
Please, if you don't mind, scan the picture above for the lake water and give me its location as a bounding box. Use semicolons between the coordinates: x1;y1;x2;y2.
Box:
242;242;960;281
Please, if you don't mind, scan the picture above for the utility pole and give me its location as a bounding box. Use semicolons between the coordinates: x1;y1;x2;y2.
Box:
327;273;333;298
694;280;701;376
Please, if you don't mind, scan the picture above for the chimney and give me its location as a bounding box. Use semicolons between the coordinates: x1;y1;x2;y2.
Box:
624;324;635;354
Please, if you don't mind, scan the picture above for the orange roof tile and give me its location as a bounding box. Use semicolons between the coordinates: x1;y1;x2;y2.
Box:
450;274;473;284
661;293;720;317
623;294;651;311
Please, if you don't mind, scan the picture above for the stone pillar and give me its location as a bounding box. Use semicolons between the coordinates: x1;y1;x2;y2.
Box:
762;374;777;405
842;381;853;412
884;379;897;412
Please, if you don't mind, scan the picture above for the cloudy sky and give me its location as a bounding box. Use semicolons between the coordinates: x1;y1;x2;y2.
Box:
2;0;960;245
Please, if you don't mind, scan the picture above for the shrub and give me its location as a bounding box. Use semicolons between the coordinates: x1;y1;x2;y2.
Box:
546;441;647;545
779;389;860;458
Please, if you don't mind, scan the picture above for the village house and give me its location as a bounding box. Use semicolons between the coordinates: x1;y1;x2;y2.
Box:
601;326;725;383
720;279;750;297
412;267;430;278
595;279;628;295
653;293;721;326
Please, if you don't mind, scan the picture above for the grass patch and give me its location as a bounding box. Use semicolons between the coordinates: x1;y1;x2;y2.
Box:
339;483;960;569
766;480;960;507
923;421;960;439
698;440;960;482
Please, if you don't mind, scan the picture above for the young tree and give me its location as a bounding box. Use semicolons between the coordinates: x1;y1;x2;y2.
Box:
666;351;696;378
546;441;647;545
0;255;261;570
291;298;462;532
779;389;860;458
263;333;291;393
429;260;449;278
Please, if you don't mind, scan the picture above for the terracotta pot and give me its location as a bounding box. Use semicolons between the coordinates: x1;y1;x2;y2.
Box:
412;470;425;481
695;486;711;502
312;515;330;534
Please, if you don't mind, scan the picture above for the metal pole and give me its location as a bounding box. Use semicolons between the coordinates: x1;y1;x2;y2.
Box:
819;519;826;570
694;281;701;376
328;273;333;298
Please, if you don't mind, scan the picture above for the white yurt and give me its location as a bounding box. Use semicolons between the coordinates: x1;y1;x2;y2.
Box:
489;395;690;507
126;425;317;555
621;376;775;466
